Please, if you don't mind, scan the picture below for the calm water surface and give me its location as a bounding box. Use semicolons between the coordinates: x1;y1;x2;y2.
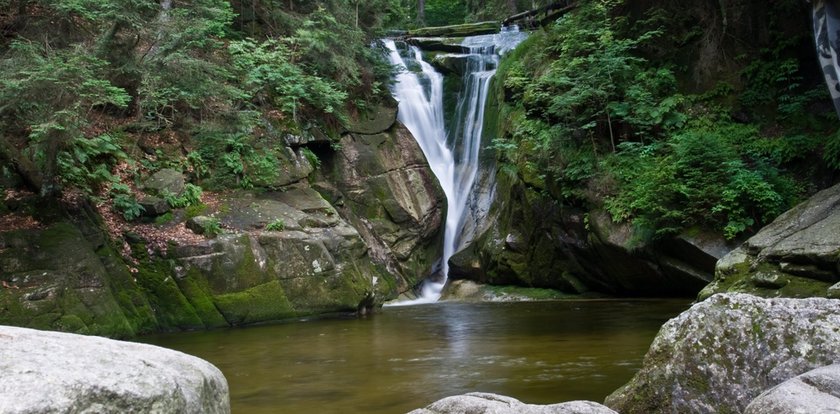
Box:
142;299;689;413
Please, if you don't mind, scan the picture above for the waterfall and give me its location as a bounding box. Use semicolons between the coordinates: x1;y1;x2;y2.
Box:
384;27;527;305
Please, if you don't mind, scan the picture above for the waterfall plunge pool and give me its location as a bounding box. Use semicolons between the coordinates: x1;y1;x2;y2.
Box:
141;299;689;413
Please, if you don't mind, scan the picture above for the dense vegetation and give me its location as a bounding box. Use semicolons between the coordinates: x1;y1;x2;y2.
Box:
492;0;839;241
1;0;838;243
0;0;410;217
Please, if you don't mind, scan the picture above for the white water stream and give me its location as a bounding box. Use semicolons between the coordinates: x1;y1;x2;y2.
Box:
384;27;527;304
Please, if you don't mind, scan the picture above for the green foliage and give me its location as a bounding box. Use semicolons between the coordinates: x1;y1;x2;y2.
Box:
193;118;281;189
603;121;798;239
424;0;467;26
229;38;347;123
201;217;222;237
56;134;126;193
113;194;145;221
300;147;321;169
492;0;825;240
0;40;130;195
185;203;209;219
163;183;203;208
265;218;286;231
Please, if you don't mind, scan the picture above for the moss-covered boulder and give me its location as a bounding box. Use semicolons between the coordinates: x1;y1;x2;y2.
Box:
0;220;157;337
605;293;840;413
406;37;468;54
408;21;499;37
143;168;186;196
700;182;840;299
430;53;470;75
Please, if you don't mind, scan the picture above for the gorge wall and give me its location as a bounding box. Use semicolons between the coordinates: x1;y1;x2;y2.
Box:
0;102;444;337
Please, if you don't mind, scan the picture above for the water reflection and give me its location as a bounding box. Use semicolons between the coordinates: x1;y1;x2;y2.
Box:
141;299;688;414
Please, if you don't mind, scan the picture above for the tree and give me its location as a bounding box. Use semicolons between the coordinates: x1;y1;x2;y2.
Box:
418;0;426;24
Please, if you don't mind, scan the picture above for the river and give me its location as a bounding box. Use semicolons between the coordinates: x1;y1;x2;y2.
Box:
142;299;689;413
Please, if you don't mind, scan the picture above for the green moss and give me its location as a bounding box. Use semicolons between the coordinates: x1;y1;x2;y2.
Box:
131;244;205;331
213;280;295;325
174;266;229;328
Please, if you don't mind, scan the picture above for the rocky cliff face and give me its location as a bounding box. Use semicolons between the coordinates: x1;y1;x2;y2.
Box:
0;100;444;337
448;169;733;296
700;182;840;299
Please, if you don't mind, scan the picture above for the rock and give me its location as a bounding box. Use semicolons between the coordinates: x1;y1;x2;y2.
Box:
605;293;840;414
0;325;229;413
744;364;840;414
408;21;500;37
407;392;617;414
702;183;840;299
143;168;185;196
430;53;470;75
0;220;156;337
186;216;217;235
407;37;469;54
139;196;170;217
440;279;598;302
322;122;444;292
344;100;398;135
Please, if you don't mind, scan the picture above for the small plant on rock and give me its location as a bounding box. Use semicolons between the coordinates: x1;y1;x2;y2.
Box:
265;218;286;231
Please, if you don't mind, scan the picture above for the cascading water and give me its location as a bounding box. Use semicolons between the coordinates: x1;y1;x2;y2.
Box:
384;27;527;305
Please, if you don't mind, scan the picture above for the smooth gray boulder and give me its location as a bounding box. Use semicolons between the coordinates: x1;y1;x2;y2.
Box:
605;293;840;414
0;325;229;413
745;364;840;413
408;392;617;414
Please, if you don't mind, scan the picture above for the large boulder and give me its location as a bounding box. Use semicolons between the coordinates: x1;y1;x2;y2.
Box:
700;182;840;299
744;364;840;413
605;293;840;413
0;325;229;413
143;168;186;196
408;392;617;414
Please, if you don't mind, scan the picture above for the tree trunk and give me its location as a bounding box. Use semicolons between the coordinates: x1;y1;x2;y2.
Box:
417;0;425;25
507;0;517;14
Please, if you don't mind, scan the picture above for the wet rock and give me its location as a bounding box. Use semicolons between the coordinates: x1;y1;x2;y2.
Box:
430;54;470;75
406;37;469;54
0;325;229;413
605;293;840;413
407;392;617;414
744;364;840;413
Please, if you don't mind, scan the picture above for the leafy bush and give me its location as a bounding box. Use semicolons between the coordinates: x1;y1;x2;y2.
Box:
202;217;222;237
113;194;145;221
604;121;798;239
163;183;203;208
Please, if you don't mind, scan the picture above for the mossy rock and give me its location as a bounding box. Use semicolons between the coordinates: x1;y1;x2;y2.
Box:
213;280;295;325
